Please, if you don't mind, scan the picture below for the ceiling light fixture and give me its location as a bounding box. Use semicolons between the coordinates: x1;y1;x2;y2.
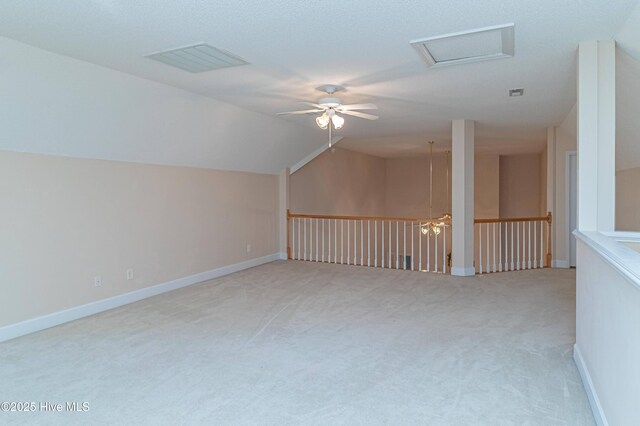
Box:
315;113;330;129
420;140;451;236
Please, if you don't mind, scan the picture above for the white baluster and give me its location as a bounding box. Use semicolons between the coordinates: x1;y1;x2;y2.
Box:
353;220;357;265
322;219;325;263
341;220;344;264
389;221;392;269
516;222;520;270
479;224;483;274
303;218;307;261
419;223;422;271
499;222;503;272
492;223;497;272
367;221;370;267
403;221;407;270
328;219;331;263
426;225;431;272
411;221;415;270
540;220;544;268
486;222;490;273
292;218;296;260
309;218;312;261
297;218;301;260
443;224;447;273
382;221;385;268
335;219;338;263
346;220;350;265
435;228;439;273
533;221;537;269
361;221;364;266
510;222;514;271
374;220;378;267
396;221;399;269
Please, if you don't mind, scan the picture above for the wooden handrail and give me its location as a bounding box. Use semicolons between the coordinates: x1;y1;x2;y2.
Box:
474;213;552;224
287;212;451;223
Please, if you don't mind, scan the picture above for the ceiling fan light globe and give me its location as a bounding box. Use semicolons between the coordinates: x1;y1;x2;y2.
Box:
316;113;330;129
331;114;345;130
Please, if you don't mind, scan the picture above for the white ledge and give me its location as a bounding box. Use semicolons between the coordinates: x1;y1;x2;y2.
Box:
574;230;640;292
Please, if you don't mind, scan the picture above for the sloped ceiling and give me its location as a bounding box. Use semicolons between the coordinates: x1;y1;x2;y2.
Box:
0;0;638;165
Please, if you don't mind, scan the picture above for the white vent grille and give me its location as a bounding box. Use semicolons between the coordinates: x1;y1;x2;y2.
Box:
410;24;514;68
144;43;248;73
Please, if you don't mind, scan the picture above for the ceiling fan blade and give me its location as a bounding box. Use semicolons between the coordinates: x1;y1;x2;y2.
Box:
340;110;379;120
337;103;378;111
277;109;324;115
298;101;326;109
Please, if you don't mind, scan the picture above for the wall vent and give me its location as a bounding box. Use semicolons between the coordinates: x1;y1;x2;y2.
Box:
410;24;514;68
144;43;248;73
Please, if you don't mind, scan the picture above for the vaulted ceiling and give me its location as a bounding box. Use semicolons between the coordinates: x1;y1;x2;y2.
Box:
1;0;638;162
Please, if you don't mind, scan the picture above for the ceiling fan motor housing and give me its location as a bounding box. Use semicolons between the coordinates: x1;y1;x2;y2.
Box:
318;97;341;108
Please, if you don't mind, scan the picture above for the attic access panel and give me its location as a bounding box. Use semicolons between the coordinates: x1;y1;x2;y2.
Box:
410;24;515;68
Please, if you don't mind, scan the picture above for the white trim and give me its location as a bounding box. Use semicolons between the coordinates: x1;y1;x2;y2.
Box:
575;230;640;291
574;344;608;426
0;253;282;343
552;259;570;268
278;252;288;260
290;136;343;174
451;266;476;276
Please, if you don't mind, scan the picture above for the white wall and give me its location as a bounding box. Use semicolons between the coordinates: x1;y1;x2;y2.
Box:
0;36;324;175
0;151;279;329
575;236;640;426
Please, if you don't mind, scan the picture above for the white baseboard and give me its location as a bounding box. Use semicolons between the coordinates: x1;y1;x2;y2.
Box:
278;252;288;260
0;253;282;343
451;266;476;276
552;259;570;268
574;344;608;426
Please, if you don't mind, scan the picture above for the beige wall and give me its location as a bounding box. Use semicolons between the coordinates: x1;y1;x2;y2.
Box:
386;154;498;219
290;147;386;216
291;148;501;220
499;154;542;218
615;48;640;231
616;167;640;230
475;154;500;219
385;155;449;218
0;150;278;328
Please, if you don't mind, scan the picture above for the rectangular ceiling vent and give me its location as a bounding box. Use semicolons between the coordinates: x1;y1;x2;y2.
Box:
410;23;514;68
144;43;248;73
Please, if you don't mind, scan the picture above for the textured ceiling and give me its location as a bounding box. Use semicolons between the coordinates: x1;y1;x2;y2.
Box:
0;0;638;160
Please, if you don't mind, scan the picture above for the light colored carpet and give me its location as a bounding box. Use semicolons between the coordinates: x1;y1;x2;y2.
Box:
0;261;593;425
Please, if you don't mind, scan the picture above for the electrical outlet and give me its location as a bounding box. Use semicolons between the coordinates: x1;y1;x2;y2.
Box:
246;244;252;253
94;276;102;287
126;269;134;280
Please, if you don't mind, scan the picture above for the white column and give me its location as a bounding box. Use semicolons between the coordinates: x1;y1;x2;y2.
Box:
451;119;475;276
577;41;616;232
278;167;290;258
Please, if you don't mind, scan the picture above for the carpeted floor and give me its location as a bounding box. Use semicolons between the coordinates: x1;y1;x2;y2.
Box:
0;261;593;425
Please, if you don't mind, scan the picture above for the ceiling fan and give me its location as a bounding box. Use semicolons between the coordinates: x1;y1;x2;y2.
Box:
277;85;378;146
